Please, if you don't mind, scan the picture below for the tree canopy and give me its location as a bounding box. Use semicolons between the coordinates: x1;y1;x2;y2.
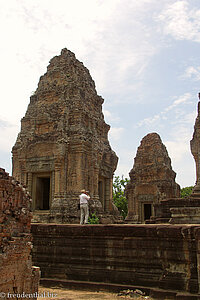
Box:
180;186;194;198
113;175;129;219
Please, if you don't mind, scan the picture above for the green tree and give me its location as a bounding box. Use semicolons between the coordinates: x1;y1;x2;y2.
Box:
180;186;194;198
113;175;129;219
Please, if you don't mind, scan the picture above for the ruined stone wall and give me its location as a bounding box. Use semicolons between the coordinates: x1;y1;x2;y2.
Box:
31;223;200;296
12;48;118;223
0;168;40;299
125;133;180;223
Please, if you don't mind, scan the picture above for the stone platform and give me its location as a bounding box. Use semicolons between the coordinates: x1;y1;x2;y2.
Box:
31;223;200;298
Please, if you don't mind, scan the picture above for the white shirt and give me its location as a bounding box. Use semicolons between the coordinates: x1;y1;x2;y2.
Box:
79;193;90;204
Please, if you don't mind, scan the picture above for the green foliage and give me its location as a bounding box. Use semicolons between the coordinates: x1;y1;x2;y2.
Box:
113;175;129;219
88;212;99;224
180;186;194;198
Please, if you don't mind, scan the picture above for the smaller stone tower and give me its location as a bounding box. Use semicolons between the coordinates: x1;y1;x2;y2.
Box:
125;133;180;223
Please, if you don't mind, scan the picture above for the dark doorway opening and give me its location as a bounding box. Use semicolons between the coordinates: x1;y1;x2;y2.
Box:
36;177;50;210
144;204;152;221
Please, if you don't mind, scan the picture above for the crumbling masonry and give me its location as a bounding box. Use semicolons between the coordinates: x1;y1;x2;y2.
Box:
0;168;40;298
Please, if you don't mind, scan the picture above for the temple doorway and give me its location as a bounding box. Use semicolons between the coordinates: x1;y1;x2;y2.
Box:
143;203;152;221
32;173;51;210
36;177;50;210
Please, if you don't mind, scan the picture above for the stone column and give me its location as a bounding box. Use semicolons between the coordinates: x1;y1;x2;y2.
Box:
77;151;84;191
21;161;27;186
54;161;61;196
104;178;111;211
27;172;33;195
51;160;64;216
94;167;99;198
12;149;20;181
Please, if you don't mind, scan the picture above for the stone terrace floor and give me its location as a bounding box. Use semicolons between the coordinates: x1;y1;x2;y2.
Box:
39;285;152;300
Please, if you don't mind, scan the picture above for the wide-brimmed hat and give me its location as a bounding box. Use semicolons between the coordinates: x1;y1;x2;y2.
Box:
81;189;86;193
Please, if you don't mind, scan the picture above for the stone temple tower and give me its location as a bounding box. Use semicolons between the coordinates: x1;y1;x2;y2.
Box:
12;48;118;223
125;133;180;223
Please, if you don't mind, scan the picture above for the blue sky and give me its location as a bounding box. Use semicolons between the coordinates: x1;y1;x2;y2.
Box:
0;0;200;187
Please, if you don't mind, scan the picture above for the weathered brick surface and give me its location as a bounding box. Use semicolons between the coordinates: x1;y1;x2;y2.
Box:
31;223;200;295
125;133;180;223
0;168;40;299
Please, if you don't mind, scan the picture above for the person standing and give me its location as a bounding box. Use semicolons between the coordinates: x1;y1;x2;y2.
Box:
79;189;90;225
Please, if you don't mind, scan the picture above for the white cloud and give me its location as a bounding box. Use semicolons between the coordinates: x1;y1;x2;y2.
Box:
114;148;137;178
0;123;19;153
181;66;200;81
164;93;192;112
0;0;198;188
183;111;197;124
168;122;193;143
165;140;189;162
164;138;196;187
0;0;163;175
0;0;162;120
135;93;196;186
137;93;192;127
103;109;120;123
137;114;161;127
109;127;124;141
0;118;20;173
80;1;162;98
114;163;131;179
157;1;200;42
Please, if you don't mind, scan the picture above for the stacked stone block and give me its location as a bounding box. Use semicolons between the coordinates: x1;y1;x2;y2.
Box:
32;223;200;298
